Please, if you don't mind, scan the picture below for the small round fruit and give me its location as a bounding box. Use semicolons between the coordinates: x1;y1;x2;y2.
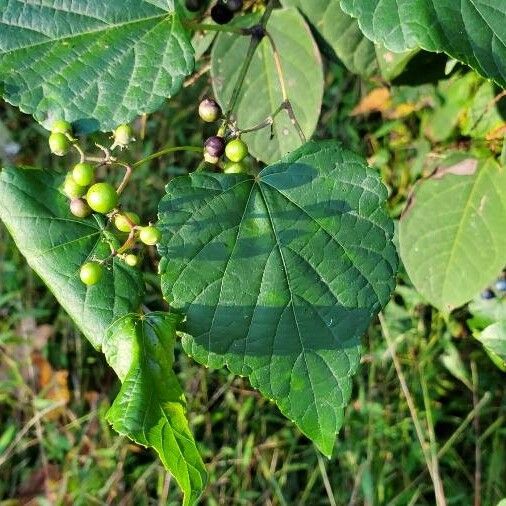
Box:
86;182;118;214
225;138;248;162
113;124;134;147
199;98;221;122
49;132;70;156
51;119;72;134
204;152;220;165
80;262;103;286
224;0;242;12
204;135;225;158
114;212;140;232
224;161;247;174
64;175;87;198
70;198;92;218
185;0;202;11
139;226;162;246
211;3;233;24
495;279;506;292
72;162;94;186
125;254;139;267
481;288;495;300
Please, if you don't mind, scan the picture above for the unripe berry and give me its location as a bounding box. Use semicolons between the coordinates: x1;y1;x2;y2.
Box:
204;135;225;158
49;132;70;156
86;182;118;214
224;161;247;174
225;138;248;162
72;162;94;186
125;254;139;267
211;3;233;24
64;175;87;198
114;212;140;232
139;226;162;246
204;152;220;165
51;119;72;134
199;98;221;122
80;261;103;286
113;124;134;148
70;198;92;218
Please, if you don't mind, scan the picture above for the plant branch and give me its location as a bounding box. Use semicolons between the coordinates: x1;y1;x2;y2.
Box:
132;145;203;168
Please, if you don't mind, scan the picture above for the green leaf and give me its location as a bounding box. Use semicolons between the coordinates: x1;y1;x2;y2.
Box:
0;0;194;133
158;140;398;455
340;0;506;88
399;156;506;312
0;167;144;349
211;9;323;164
281;0;377;77
476;322;506;372
104;312;207;506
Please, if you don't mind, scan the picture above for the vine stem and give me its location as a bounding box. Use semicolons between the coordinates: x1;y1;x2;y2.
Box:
185;21;248;35
132;145;203;168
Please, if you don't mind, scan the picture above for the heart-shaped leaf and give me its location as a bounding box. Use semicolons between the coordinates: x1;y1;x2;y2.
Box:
211;9;323;164
158;141;398;455
340;0;506;88
400;156;506;312
104;312;207;506
0;0;194;132
0;167;144;349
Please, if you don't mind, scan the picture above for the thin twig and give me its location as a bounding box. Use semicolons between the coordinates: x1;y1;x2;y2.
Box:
132;145;202;168
471;360;482;506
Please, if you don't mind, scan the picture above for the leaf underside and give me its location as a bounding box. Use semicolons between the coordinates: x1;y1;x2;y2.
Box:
340;0;506;88
158;140;398;455
0;0;194;132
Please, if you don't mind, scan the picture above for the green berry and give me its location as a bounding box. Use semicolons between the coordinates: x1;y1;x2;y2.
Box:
125;254;139;267
70;198;92;218
225;138;248;162
224;161;248;174
114;212;140;232
139;226;161;246
72;162;94;187
80;262;103;286
49;132;70;156
86;182;118;214
113;124;134;147
204;152;219;165
51;119;72;134
64;175;87;198
199;98;221;122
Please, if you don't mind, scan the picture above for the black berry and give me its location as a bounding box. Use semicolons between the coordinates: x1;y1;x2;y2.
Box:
224;0;242;12
481;288;495;300
211;3;233;25
185;0;202;11
205;136;226;157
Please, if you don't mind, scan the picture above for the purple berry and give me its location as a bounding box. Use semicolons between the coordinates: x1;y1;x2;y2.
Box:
204;136;226;158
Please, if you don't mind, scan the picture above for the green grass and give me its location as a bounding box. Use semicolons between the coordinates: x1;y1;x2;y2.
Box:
1;63;506;505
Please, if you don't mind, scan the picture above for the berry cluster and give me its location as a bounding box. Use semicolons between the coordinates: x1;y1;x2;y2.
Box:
48;120;162;286
481;276;506;300
198;98;249;173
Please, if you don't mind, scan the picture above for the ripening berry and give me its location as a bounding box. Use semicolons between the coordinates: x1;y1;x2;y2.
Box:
224;0;242;12
224;161;247;174
70;198;92;218
49;132;70;156
225;138;248;162
72;162;94;187
211;3;233;24
51;119;72;135
481;288;495;300
139;226;162;246
199;98;221;122
114;212;140;232
80;261;103;286
185;0;203;11
64;175;87;199
86;182;118;214
113;124;134;148
204;135;225;158
125;254;139;267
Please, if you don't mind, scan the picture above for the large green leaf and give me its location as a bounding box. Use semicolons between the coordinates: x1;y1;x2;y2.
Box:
340;0;506;88
399;156;506;312
158;140;398;455
211;9;323;164
104;312;207;506
0;167;144;349
281;0;377;77
0;0;194;133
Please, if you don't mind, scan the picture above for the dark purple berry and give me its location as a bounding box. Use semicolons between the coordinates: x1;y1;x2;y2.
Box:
495;279;506;292
205;136;226;157
211;3;233;24
481;288;495;300
185;0;202;11
224;0;242;12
